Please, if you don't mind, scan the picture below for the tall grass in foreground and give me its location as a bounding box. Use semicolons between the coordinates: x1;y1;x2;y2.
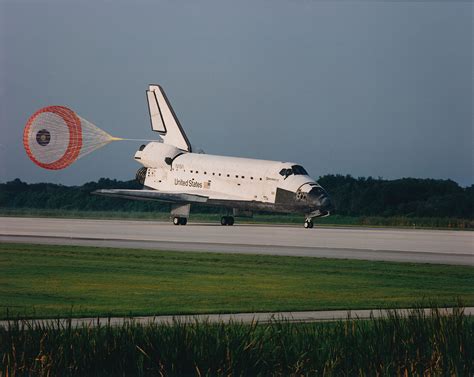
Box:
1;307;473;376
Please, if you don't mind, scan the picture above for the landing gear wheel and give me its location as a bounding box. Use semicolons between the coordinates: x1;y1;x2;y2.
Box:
220;216;235;226
304;219;314;229
173;217;188;225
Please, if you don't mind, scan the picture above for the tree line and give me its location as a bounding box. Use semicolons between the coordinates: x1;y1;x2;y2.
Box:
318;175;473;218
0;175;472;219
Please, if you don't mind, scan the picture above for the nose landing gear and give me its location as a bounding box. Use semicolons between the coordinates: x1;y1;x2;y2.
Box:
304;219;314;229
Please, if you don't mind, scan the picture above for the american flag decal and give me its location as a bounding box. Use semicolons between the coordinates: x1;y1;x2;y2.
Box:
204;181;211;189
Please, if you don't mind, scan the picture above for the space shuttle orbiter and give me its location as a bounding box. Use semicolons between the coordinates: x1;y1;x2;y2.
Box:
94;84;333;228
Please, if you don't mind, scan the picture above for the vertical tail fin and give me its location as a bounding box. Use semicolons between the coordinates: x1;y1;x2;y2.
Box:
146;85;192;152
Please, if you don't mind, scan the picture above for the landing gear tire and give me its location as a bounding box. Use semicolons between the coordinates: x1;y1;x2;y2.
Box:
221;216;235;226
173;217;188;225
304;219;314;229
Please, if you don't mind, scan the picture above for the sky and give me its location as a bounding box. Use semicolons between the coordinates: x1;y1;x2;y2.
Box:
0;0;472;186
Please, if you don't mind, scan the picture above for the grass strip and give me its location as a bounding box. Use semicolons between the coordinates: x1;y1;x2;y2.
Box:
0;243;472;319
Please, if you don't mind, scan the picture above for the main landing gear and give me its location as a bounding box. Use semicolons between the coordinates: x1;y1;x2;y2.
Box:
173;216;187;225
304;219;314;229
221;216;235;226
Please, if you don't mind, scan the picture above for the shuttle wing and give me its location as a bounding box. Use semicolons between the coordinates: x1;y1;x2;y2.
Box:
146;85;192;152
93;189;208;203
93;188;247;204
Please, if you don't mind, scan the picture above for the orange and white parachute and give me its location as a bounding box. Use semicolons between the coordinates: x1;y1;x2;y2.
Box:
23;106;123;170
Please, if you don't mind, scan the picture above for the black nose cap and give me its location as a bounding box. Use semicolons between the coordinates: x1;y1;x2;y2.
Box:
308;187;333;211
320;195;333;211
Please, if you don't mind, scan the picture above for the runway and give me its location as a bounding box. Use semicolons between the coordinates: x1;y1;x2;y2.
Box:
0;217;473;265
1;307;472;328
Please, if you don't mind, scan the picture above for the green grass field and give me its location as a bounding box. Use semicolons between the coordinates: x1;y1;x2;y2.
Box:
1;243;472;319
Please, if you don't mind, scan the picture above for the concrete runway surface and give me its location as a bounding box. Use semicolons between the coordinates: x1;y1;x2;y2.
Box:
0;217;472;265
0;307;472;328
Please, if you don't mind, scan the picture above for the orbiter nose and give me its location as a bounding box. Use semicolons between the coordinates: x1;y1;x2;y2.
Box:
320;195;333;211
307;187;333;212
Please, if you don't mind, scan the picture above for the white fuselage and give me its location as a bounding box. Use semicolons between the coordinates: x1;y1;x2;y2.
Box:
134;142;327;214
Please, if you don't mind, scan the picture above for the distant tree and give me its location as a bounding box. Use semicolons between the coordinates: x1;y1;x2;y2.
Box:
317;175;472;218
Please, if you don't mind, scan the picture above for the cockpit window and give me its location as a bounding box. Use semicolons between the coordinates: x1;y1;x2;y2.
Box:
279;168;293;178
139;144;146;151
291;165;308;175
279;165;308;177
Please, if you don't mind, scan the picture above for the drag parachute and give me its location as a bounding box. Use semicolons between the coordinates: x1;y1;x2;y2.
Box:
23;106;122;170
